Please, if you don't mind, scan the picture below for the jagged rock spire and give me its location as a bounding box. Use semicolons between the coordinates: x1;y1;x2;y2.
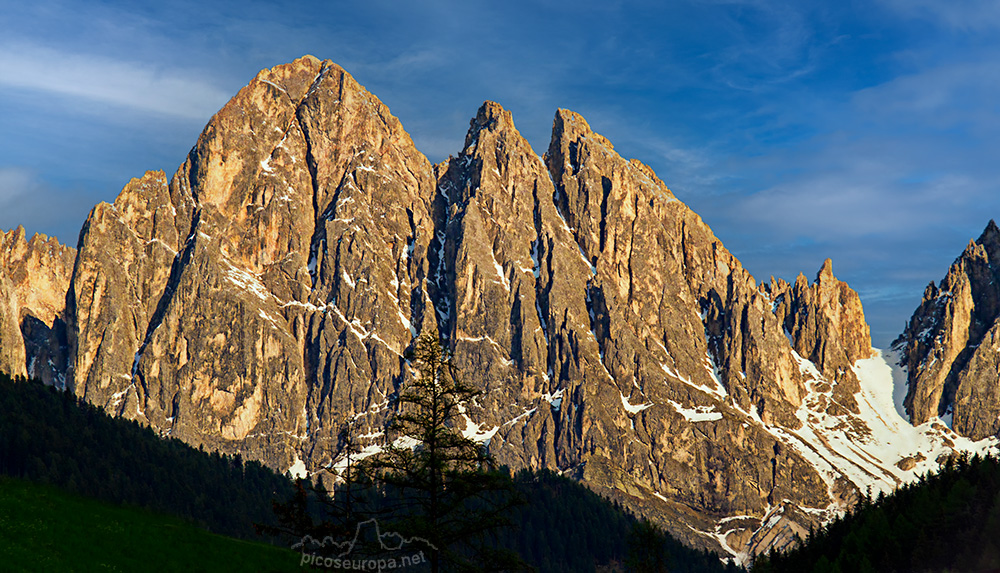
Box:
0;227;75;384
895;219;1000;437
4;58;984;561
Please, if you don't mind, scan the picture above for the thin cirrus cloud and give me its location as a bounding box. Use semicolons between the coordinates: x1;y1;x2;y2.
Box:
0;167;96;244
0;167;33;205
728;60;1000;244
878;0;1000;31
852;60;1000;133
703;0;818;91
0;43;231;120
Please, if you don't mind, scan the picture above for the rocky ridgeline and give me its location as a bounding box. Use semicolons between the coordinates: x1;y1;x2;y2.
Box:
0;226;75;385
767;259;874;417
894;221;1000;439
1;56;996;561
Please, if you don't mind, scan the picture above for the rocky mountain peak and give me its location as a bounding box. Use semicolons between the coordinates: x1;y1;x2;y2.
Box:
767;259;872;416
894;220;1000;436
253;54;325;103
980;218;1000;244
2;57;996;563
550;108;616;153
817;257;835;284
465;101;515;145
0;227;74;324
63;56;438;462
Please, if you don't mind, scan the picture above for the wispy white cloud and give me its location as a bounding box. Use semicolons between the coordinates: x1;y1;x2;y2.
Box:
732;169;982;241
852;60;1000;132
695;0;821;91
0;167;34;204
0;168;96;243
615;133;728;195
347;49;449;79
878;0;1000;32
0;43;231;120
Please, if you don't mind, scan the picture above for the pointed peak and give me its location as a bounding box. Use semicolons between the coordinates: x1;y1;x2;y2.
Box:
551;108;614;152
553;108;590;132
978;219;1000;244
297;54;322;67
26;231;51;246
475;101;510;123
251;55;340;104
468;101;515;135
463;101;519;151
794;272;809;289
963;238;980;257
1;224;72;257
264;54;326;76
113;170;170;216
816;258;835;283
7;225;26;243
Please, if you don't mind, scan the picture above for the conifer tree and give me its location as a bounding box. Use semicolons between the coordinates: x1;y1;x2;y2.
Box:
626;519;670;573
360;331;525;572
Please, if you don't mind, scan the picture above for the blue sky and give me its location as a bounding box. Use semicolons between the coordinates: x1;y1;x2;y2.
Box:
2;0;1000;348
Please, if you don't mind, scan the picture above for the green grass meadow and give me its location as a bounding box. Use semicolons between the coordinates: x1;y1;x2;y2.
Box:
0;477;304;572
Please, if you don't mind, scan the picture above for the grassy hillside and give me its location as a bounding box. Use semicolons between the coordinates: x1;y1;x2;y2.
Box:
0;476;301;572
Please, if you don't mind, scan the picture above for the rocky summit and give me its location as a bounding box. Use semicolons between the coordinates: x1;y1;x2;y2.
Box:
894;220;1000;440
1;56;996;563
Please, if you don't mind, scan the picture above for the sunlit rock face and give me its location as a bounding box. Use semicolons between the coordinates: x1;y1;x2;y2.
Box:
433;102;836;553
767;258;875;417
62;56;438;474
2;57;996;562
894;220;1000;440
0;226;75;384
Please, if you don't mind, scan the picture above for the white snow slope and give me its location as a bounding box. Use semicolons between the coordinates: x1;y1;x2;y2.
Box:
711;347;998;564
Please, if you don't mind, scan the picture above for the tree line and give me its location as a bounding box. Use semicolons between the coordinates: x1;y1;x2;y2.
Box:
752;452;1000;572
0;370;295;541
0;335;742;571
264;333;741;572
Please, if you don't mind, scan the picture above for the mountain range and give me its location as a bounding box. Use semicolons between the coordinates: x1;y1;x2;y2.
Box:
1;55;998;565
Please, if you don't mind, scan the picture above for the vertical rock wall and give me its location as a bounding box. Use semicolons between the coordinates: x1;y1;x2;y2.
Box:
4;57;986;559
894;221;1000;439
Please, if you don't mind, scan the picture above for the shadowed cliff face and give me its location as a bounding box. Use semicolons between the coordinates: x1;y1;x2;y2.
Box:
2;57;993;560
894;220;1000;439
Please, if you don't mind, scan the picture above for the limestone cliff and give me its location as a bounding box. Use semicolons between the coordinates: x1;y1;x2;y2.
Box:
0;226;75;384
430;104;836;553
894;221;1000;439
768;259;874;417
64;56;438;472
1;57;994;562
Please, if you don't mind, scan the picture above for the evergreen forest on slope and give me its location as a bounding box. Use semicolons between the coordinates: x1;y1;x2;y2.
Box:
0;371;737;571
0;371;294;541
6;361;1000;571
752;452;1000;572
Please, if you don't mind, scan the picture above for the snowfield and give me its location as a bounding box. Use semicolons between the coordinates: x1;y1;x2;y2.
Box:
719;347;999;564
